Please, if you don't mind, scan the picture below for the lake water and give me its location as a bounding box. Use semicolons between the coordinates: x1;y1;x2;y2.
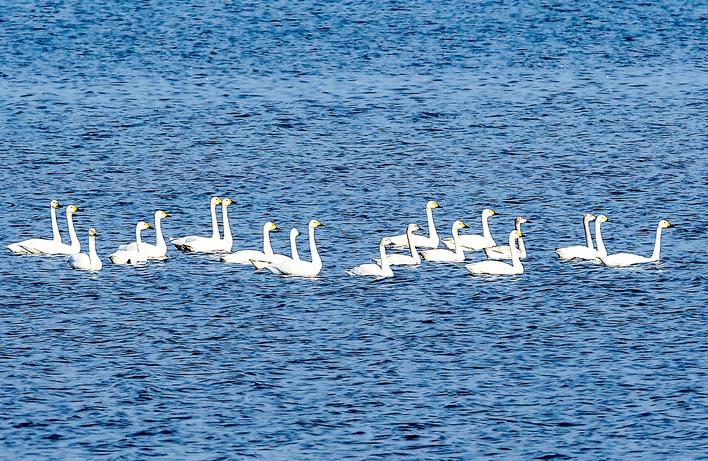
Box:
1;1;706;459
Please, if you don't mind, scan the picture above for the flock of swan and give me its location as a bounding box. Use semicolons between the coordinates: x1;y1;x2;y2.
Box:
6;198;674;277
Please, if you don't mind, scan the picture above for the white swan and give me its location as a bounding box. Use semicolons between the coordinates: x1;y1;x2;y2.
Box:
600;220;674;267
484;216;529;260
374;224;421;266
466;230;524;276
118;210;170;259
556;214;609;261
387;201;441;249
251;227;302;269
8;204;81;255
109;221;151;265
68;228;102;272
420;220;469;262
217;198;234;252
222;221;277;264
347;238;394;277
7;199;64;254
443;208;497;251
172;196;223;253
259;220;324;277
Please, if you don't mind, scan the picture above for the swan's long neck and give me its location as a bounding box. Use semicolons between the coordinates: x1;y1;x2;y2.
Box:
154;214;166;251
135;225;144;253
210;202;220;240
88;235;98;264
452;226;464;257
509;233;522;269
481;214;493;240
309;225;321;266
407;228;421;264
66;211;79;251
515;221;526;256
583;218;594;249
594;220;606;257
221;205;232;248
50;206;61;242
379;242;390;271
426;207;438;243
290;233;300;261
651;224;663;261
262;226;273;256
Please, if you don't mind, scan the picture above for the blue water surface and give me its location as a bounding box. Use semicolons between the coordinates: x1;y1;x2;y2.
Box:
0;1;706;459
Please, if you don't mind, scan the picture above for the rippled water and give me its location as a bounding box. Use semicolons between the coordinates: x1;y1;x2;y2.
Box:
1;1;706;459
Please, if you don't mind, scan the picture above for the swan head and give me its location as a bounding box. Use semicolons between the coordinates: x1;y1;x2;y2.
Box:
482;208;496;218
67;205;80;215
426;200;441;210
583;213;597;222
137;221;151;231
50;200;63;209
659;219;673;229
88;228;98;237
156;210;169;220
596;214;609;224
515;216;529;225
509;229;523;239
452;220;468;230
290;228;300;238
264;221;278;232
211;197;222;206
222;198;233;207
381;237;393;247
309;220;324;229
407;223;420;233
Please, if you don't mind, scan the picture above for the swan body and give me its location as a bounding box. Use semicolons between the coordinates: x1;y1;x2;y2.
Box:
556;214;609;261
8;204;81;255
172;197;223;253
466;230;524;275
109;221;151;265
260;220;324;277
443;208;497;251
222;221;277;264
347;238;394;277
387;201;441;249
374;224;421;266
118;210;170;259
421;220;469;262
484;216;529;260
601;220;673;267
68;228;102;271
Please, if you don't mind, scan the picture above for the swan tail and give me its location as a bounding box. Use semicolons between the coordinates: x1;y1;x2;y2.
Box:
6;243;31;254
250;259;272;270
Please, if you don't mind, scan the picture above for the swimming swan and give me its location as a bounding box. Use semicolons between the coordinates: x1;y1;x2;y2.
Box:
172;196;223;253
222;221;277;264
443;208;497;251
484;216;529;260
556;214;609;261
387;201;441;249
347;237;394;278
258;220;324;277
8;204;81;255
466;230;524;275
118;210;170;259
217;198;234;252
600;219;674;267
109;221;151;265
7;199;64;254
374;224;421;266
68;228;102;271
420;220;469;262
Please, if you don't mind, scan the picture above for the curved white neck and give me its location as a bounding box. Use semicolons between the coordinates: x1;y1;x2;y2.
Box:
135;225;144;253
262;226;273;256
88;235;98;264
451;226;464;257
379;242;390;271
594;220;606;257
154;213;166;252
210;202;220;240
309;225;321;265
406;228;421;264
426;207;438;241
66;210;80;251
50;206;61;242
651;224;663;261
290;233;300;261
221;205;232;247
583;218;594;249
481;214;492;240
509;233;522;269
515;221;526;255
